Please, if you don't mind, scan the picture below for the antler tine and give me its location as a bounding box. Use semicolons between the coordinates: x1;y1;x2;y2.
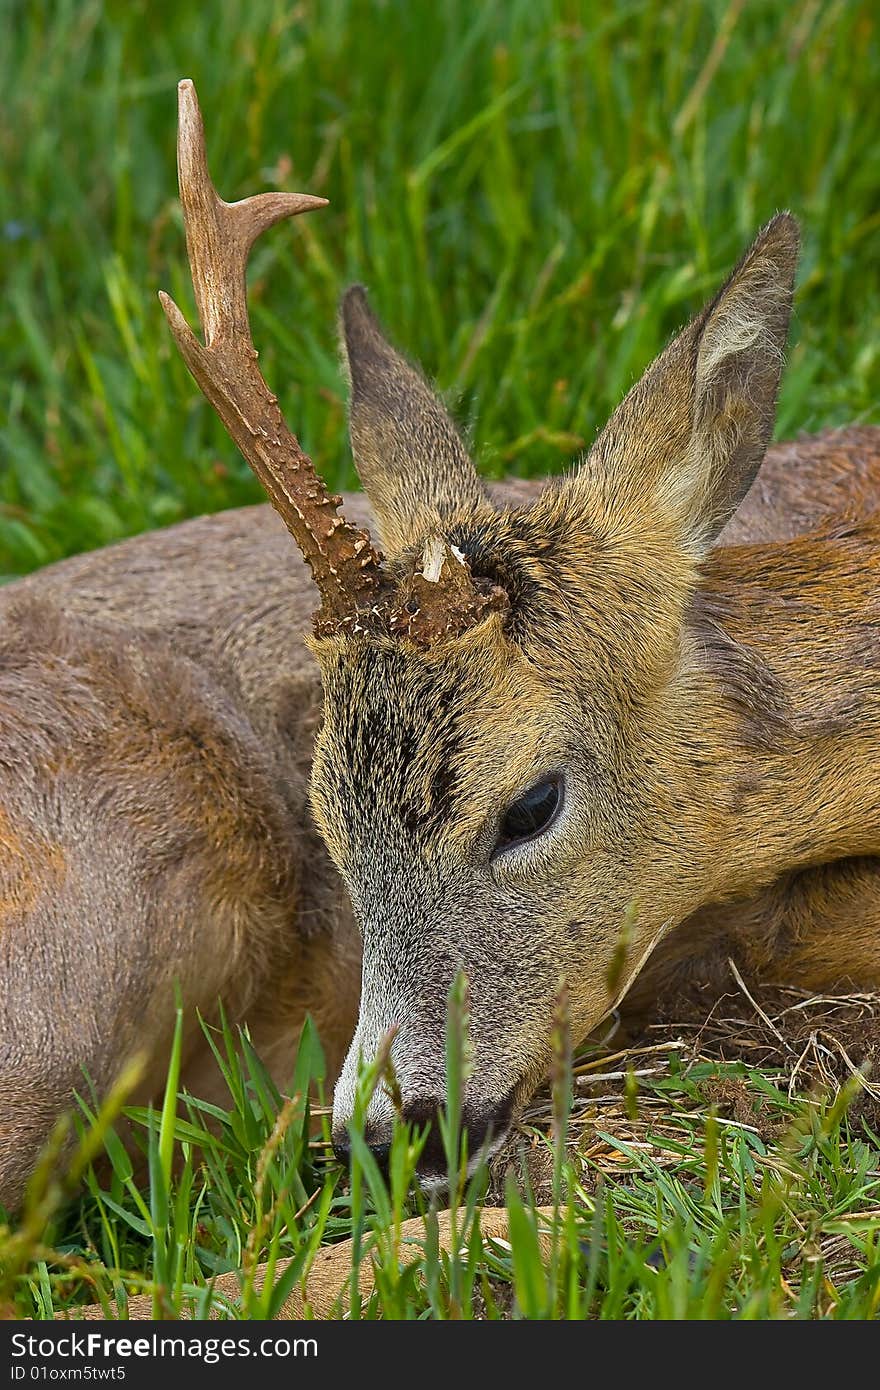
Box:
160;78;387;631
173;79;323;348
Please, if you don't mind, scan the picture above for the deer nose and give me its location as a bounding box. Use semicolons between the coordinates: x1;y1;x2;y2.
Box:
331;1131;391;1175
331;1094;513;1178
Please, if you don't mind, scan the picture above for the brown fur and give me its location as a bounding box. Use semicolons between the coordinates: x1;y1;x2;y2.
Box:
626;857;880;1019
1;207;879;1203
0;808;66;927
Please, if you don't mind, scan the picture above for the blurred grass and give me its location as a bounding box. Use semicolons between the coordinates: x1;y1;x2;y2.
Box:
1;0;879;577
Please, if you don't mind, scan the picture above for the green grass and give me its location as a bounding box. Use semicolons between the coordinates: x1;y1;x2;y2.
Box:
3;986;880;1320
3;0;880;1320
2;0;879;578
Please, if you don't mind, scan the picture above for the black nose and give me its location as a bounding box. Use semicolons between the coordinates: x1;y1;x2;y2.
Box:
331;1133;391;1176
401;1098;458;1172
332;1095;513;1178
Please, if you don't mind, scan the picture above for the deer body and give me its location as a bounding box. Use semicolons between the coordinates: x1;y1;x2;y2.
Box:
2;435;879;1206
1;79;879;1205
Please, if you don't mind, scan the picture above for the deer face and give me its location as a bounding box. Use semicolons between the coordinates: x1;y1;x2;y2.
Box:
310;489;718;1175
310;609;669;1175
312;216;799;1177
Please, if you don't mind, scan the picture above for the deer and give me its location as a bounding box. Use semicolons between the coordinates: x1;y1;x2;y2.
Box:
1;78;879;1213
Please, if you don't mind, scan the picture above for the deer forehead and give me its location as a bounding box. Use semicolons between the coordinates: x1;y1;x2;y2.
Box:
308;635;569;851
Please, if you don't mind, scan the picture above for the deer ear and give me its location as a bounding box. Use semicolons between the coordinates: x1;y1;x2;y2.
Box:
340;286;489;554
583;213;799;555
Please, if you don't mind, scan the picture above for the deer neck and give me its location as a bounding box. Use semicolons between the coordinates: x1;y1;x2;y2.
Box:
682;521;880;903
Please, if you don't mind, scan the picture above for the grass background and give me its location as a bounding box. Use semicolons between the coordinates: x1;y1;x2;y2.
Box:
2;0;880;1321
2;0;879;579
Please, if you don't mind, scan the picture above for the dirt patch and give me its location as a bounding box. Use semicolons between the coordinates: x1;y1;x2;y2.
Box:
508;962;880;1181
697;1076;780;1141
650;971;880;1132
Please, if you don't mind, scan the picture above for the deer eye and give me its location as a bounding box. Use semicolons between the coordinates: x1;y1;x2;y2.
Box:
494;775;564;857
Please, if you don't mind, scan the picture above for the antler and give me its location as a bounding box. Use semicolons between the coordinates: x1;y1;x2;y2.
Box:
159;79;387;632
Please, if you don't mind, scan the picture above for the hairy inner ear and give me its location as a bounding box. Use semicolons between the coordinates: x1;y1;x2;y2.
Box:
673;214;799;548
340;286;490;554
570;213;800;557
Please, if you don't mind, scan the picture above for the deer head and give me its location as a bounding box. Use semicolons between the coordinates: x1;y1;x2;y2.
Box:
163;82;798;1183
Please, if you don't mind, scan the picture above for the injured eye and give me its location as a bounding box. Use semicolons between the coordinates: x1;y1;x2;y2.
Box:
493;775;564;857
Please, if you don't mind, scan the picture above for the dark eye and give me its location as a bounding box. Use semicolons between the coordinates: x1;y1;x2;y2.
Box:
494;775;564;857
